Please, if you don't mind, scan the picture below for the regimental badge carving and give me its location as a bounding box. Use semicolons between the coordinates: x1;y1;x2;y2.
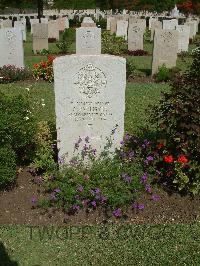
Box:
5;30;16;42
74;64;107;99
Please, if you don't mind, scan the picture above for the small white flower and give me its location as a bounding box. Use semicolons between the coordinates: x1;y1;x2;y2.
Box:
41;98;44;101
25;116;29;120
42;103;45;107
25;87;30;91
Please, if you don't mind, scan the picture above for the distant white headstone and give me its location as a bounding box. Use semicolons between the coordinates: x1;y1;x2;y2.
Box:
176;25;190;52
128;22;144;50
152;29;178;75
116;20;128;40
48;20;59;40
0;28;24;68
76;27;101;55
14;20;26;41
32;23;48;53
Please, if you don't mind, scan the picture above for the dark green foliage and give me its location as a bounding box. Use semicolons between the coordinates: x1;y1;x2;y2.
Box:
56;28;75;54
0;92;36;163
0;146;16;187
102;31;127;55
0;65;32;84
151;45;200;194
155;65;180;82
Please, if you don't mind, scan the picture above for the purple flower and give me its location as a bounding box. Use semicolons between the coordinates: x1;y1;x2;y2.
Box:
120;140;125;145
145;184;152;193
82;199;89;207
72;205;80;211
144;155;154;165
128;151;135;159
142;139;150;149
125;133;131;141
94;188;101;194
100;196;107;204
30;196;37;206
69;158;78;166
54;188;61;193
83;144;88;151
113;208;122;218
140;173;148;184
91;200;97;208
122;173;132;183
132;203;145;210
50;192;56;201
83;175;89;181
77;185;84;193
85;136;89;143
151;195;160;201
58;156;64;164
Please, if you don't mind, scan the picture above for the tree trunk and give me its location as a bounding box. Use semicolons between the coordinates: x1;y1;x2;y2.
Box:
37;0;44;20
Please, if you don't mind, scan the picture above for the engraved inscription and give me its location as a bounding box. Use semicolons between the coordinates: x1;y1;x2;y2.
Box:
69;101;112;121
74;63;107;98
81;30;95;48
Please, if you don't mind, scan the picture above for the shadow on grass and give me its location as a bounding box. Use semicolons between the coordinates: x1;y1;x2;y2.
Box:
138;68;152;76
0;242;18;266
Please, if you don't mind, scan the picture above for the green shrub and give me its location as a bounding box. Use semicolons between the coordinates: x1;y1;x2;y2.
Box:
150;45;200;194
0;146;16;188
102;31;127;55
0;65;32;84
126;60;137;78
155;65;180;82
56;28;75;54
31;121;57;174
0;92;36;163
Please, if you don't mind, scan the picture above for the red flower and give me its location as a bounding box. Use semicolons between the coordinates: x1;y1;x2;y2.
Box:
177;155;188;164
157;143;164;149
164;155;174;163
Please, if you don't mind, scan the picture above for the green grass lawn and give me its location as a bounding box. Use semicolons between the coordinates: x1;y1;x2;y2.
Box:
1;223;200;265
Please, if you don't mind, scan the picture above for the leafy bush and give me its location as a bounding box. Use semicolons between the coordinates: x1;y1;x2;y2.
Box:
0;146;16;188
96;17;106;29
144;29;151;42
0;92;36;164
128;50;149;56
31;121;57;174
154;65;180;82
0;65;32;84
102;31;127;55
150;45;200;194
33;56;55;83
34;135;161;218
39;49;50;55
126;60;137;78
56;28;75;54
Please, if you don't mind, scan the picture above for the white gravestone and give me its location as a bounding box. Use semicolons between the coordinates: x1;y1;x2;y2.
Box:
53;55;126;163
152;29;178;75
81;17;96;27
76;27;101;55
176;25;190;52
128;23;144;51
186;21;197;39
32;23;48;54
0;28;24;68
116;20;128;40
30;19;39;34
14;20;26;41
151;20;162;41
2;19;12;28
41;18;48;24
163;19;178;30
48;20;59;40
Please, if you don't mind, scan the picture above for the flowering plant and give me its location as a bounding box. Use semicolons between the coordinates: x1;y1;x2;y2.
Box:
0;65;32;84
33;56;55;83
